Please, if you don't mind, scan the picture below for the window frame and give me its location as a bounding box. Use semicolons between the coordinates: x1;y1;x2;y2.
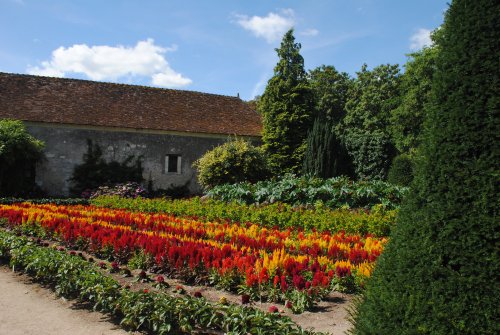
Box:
165;154;182;174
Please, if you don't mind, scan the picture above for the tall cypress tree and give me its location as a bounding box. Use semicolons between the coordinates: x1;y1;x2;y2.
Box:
351;1;499;334
259;29;313;175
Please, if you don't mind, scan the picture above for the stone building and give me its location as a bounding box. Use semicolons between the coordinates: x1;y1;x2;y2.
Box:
0;72;262;196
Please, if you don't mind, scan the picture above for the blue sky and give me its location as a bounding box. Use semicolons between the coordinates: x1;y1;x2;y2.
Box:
1;0;448;100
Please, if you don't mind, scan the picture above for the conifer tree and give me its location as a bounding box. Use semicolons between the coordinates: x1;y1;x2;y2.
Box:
351;0;499;333
303;66;354;178
259;29;313;175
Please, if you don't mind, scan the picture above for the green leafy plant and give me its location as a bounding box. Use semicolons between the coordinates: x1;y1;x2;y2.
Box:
193;137;270;190
0;119;44;197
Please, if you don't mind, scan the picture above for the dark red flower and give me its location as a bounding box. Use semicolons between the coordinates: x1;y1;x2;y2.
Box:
241;294;250;304
268;306;279;313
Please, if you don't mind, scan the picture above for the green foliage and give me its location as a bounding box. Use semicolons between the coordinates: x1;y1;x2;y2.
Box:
208;174;407;210
0;230;324;335
91;194;399;237
0;198;88;205
303;66;354;179
387;154;414;186
69;139;144;196
128;249;155;270
352;1;500;333
259;29;314;175
390;46;438;153
0;119;44;197
342;64;401;180
308;65;352;122
192;137;270;190
303;116;354;179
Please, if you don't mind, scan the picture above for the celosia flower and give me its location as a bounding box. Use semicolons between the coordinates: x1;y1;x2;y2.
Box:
193;291;202;298
241;294;250;304
268;306;279;313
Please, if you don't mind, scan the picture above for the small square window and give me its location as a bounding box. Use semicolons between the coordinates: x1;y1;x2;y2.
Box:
165;154;182;174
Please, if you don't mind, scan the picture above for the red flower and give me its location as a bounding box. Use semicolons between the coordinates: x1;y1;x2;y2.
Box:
241;294;250;304
156;275;165;283
193;291;203;298
273;275;280;287
268;306;279;313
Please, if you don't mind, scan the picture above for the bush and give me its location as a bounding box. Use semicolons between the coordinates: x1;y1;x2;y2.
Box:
0;119;44;197
387;154;414;186
351;1;499;333
192;138;270;190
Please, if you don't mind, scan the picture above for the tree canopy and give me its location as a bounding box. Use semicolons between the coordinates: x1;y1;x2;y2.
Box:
259;29;314;175
0;119;44;197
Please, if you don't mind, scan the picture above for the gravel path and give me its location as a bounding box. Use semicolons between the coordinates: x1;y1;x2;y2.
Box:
0;266;140;335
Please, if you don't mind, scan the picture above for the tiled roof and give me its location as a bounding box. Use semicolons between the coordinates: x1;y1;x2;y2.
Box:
0;72;262;137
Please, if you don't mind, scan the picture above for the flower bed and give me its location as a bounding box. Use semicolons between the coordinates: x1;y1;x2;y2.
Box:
91;196;396;237
0;229;324;335
0;203;386;311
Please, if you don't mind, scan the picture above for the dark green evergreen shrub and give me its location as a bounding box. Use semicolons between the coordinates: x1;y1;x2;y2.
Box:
69;139;144;197
0;119;44;197
351;1;499;333
387;154;414;186
192;138;270;190
303;117;353;179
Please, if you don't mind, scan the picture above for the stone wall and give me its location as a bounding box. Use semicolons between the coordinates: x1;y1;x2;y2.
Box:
26;123;245;197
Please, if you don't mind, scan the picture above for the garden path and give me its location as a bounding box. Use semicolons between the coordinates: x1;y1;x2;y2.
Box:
0;266;141;335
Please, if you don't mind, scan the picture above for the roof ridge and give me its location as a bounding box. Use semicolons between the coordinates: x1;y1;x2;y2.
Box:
0;71;243;101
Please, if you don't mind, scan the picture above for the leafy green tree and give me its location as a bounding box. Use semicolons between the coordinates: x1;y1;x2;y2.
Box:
193;137;270;190
343;64;401;180
0;119;44;197
390;45;438;154
351;0;499;333
308;65;352;122
259;29;314;175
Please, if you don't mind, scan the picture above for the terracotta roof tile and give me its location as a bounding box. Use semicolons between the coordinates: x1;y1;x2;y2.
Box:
0;72;262;137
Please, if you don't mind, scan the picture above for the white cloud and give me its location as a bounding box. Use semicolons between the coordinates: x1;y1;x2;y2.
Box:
234;9;295;43
410;28;432;50
27;39;192;88
300;28;319;37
